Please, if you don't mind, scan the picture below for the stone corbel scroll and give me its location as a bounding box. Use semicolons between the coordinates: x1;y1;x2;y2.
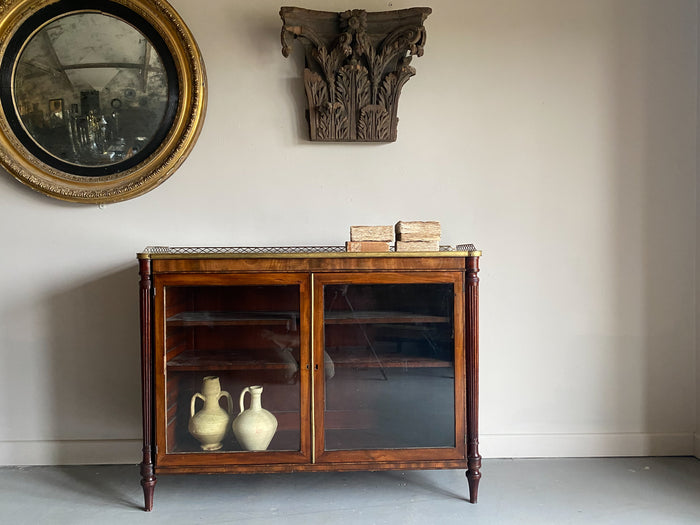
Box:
280;6;431;142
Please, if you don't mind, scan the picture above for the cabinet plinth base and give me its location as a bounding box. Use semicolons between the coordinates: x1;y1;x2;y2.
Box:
154;459;468;475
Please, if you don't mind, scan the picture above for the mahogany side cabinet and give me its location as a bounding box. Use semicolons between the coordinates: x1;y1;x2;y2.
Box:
137;246;481;511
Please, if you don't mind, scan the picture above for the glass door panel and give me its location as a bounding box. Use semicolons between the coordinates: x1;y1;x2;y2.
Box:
320;279;457;452
162;283;304;454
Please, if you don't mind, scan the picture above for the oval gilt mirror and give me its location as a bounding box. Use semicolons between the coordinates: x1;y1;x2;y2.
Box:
0;0;206;203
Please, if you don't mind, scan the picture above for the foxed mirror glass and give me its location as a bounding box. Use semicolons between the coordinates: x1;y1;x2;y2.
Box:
0;0;206;203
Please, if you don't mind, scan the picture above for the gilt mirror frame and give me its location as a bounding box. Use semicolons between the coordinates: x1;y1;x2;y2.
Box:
0;0;206;203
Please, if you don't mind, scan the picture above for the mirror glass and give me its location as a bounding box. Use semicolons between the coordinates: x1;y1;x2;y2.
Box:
14;12;168;168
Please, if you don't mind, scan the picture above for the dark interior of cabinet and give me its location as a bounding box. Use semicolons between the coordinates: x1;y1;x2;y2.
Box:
323;282;455;367
322;282;457;450
163;285;302;454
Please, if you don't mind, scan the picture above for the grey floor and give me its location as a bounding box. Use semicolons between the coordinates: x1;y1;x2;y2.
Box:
1;457;699;524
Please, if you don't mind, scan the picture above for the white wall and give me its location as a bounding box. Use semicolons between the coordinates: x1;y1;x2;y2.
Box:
696;1;700;461
0;0;697;465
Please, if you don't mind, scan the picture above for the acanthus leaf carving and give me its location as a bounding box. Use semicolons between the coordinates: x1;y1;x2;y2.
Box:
337;63;369;139
303;69;328;140
280;6;431;142
358;105;390;142
331;101;349;140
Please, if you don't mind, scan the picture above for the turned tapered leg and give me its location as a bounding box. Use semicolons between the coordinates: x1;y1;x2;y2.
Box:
140;460;156;511
466;453;482;503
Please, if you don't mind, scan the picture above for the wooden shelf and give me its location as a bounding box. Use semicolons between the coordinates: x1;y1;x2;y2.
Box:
331;354;452;368
167;311;298;327
170;428;301;454
167;349;298;372
325;311;449;324
167;310;448;327
166;348;452;371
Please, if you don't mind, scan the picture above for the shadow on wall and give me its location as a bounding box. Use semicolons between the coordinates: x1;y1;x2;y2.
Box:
242;8;309;144
610;3;695;450
45;265;141;464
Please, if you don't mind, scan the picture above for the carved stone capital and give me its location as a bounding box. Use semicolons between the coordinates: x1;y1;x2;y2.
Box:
280;6;431;142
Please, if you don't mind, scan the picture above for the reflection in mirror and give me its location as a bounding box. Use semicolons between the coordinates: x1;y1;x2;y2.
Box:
14;12;168;168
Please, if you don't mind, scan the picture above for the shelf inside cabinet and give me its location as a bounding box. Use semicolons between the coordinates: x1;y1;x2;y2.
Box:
167;349;299;372
167;311;298;327
328;348;453;369
324;311;449;325
169;428;301;454
166;348;452;371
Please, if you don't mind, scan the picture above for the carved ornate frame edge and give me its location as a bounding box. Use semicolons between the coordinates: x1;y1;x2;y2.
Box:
0;0;207;203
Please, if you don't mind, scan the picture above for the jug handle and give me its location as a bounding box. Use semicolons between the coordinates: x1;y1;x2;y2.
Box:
220;390;233;415
239;386;252;413
190;392;205;418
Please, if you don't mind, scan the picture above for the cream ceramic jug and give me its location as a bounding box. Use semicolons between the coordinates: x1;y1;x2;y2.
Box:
231;385;278;451
188;376;232;451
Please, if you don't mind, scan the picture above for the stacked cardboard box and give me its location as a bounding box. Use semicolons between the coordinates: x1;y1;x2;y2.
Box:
395;221;441;251
346;225;393;252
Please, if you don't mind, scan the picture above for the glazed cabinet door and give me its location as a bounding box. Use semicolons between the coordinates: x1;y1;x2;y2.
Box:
312;272;466;464
153;273;312;467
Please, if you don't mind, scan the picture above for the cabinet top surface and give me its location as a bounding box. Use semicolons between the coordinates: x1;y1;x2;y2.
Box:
137;245;481;260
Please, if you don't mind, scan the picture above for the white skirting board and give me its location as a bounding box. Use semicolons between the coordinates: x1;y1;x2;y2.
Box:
0;434;695;466
0;440;141;466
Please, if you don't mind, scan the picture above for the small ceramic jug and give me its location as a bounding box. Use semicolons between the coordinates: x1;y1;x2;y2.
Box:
231;385;278;451
188;376;233;451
